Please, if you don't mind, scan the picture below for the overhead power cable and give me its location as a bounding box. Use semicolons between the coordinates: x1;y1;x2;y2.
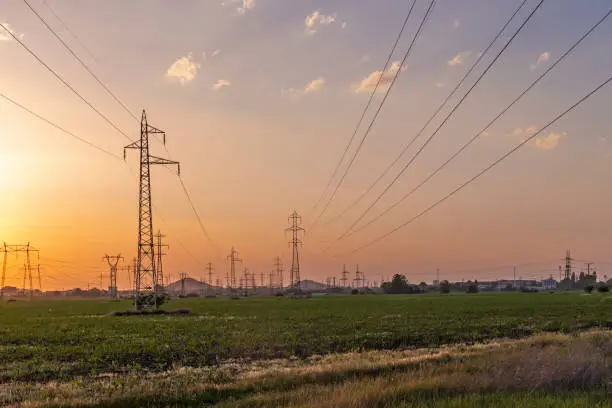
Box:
324;0;530;227
0;92;122;160
0;22;133;142
41;0;100;64
339;73;612;255
310;0;418;215
337;0;545;241
177;175;218;254
23;0;138;122
310;0;437;230
342;7;612;240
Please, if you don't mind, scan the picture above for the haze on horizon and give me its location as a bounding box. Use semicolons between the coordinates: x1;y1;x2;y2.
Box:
1;0;611;290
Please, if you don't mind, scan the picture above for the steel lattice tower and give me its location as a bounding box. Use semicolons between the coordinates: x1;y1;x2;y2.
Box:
1;243;39;298
103;254;123;299
155;231;168;291
286;211;304;291
274;257;283;289
227;247;241;295
340;264;349;288
124;110;180;310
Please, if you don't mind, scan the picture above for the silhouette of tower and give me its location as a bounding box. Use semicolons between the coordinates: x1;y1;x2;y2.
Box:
286;211;304;291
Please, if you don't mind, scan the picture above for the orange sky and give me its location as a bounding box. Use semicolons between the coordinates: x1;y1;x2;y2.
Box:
2;0;612;289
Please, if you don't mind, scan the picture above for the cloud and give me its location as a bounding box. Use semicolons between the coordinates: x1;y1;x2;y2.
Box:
512;126;538;139
166;53;200;85
212;79;231;90
534;131;566;150
304;77;325;94
237;0;255;14
479;131;490;137
448;51;471;66
435;82;444;89
453;19;460;29
342;22;347;29
282;77;326;101
0;22;25;41
360;55;371;64
354;61;406;93
529;51;550;71
211;49;221;57
305;10;337;35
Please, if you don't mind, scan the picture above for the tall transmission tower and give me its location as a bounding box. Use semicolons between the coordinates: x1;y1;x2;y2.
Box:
269;270;275;293
154;231;168;291
1;243;38;298
227;247;242;296
340;264;349;288
274;257;283;290
179;272;188;297
286;211;304;291
103;254;123;300
124;110;180;310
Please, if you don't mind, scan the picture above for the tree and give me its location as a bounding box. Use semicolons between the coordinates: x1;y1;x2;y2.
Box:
584;285;594;293
439;280;450;294
466;283;479;293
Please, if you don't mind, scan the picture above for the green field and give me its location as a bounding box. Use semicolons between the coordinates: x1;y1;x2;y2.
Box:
0;292;610;407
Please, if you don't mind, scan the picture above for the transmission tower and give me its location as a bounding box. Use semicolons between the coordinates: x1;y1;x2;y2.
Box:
1;243;38;298
340;264;349;288
269;270;275;294
274;257;283;289
179;272;188;297
206;262;214;296
227;247;242;295
564;250;573;280
286;211;304;291
124;110;180;310
103;254;123;299
154;231;168;292
242;267;250;296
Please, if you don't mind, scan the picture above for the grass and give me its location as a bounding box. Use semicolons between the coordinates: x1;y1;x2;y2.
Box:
0;292;609;382
0;292;610;406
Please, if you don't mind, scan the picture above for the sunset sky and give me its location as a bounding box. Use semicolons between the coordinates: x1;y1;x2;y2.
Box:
1;0;611;290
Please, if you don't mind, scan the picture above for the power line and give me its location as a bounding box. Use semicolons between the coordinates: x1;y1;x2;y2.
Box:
41;0;100;64
22;0;138;122
341;7;612;240
323;0;530;227
310;0;418;216
339;73;612;255
177;175;218;254
310;0;437;230
0;92;122;160
336;0;545;241
0;22;132;141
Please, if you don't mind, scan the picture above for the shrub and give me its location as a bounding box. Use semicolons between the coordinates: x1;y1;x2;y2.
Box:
597;284;609;293
584;285;595;293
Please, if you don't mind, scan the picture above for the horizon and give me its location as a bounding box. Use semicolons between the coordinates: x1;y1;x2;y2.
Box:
1;0;612;290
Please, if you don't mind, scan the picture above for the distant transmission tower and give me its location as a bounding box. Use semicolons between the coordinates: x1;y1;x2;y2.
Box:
154;231;168;291
274;257;283;289
227;247;242;296
206;262;214;296
340;264;349;288
124;110;180;310
1;243;38;298
286;211;304;291
564;250;573;280
103;254;123;299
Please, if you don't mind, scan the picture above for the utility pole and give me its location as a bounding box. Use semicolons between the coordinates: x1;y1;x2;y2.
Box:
103;254;123;300
274;257;283;290
513;265;517;289
242;267;250;296
260;272;264;290
154;231;168;292
340;264;349;288
585;262;594;276
269;270;275;294
124;110;180;310
227;247;242;296
286;211;304;291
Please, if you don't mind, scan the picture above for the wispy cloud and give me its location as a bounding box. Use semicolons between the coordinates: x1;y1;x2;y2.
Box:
211;49;221;57
282;77;326;101
305;10;337;36
212;79;231;90
453;19;460;29
222;0;255;15
529;51;549;71
166;53;200;85
534;131;566;150
448;51;471;66
435;82;444;89
0;22;25;41
354;61;406;93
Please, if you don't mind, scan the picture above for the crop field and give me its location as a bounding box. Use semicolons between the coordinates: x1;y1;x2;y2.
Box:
0;292;610;407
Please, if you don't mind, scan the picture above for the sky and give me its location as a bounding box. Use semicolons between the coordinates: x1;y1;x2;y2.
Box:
1;0;612;290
